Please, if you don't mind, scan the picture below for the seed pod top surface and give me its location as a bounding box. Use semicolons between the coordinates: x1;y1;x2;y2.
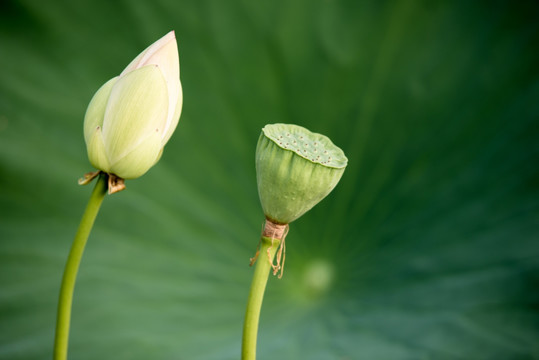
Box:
261;123;348;169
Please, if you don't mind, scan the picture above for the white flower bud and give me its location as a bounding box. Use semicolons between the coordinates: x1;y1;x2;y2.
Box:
83;31;182;180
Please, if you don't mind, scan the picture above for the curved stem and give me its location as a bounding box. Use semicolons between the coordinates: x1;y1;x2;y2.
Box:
242;236;281;360
53;174;108;360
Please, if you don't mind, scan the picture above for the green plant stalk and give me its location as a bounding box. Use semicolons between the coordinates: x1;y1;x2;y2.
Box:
53;173;108;360
242;236;281;360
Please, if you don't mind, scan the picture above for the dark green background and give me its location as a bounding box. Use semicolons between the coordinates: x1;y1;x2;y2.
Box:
1;1;538;359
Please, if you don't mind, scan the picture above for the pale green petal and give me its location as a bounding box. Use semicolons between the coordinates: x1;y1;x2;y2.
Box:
119;31;177;76
83;77;118;145
141;37;180;137
110;131;162;179
102;65;168;165
86;127;110;173
162;81;182;145
119;32;180;147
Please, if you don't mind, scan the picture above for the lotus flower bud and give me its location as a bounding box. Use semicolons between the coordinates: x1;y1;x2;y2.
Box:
256;123;348;225
83;31;182;181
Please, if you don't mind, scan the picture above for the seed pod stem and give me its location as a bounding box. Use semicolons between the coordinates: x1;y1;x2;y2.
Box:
250;219;289;278
242;232;282;360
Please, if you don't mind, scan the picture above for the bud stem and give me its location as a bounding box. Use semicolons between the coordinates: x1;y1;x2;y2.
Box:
53;173;108;360
242;232;282;360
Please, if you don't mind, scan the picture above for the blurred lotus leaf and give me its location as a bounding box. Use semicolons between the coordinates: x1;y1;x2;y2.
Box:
0;1;538;359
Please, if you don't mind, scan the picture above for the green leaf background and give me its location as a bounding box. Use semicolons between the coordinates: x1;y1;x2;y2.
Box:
1;1;538;359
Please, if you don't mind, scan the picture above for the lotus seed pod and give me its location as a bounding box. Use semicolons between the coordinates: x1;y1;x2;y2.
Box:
83;31;182;180
256;123;348;224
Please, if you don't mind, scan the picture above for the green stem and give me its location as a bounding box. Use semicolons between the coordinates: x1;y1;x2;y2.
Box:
241;236;281;360
53;174;108;360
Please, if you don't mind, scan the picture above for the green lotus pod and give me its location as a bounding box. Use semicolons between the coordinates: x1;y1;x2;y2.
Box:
256;123;348;224
83;31;182;180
